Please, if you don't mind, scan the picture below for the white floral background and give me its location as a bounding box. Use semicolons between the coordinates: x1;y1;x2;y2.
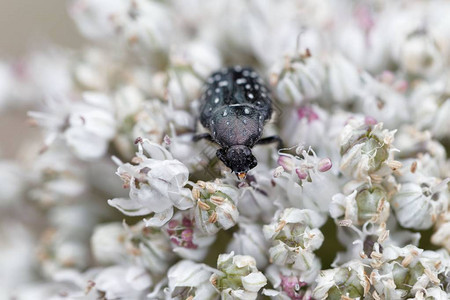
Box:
1;0;450;299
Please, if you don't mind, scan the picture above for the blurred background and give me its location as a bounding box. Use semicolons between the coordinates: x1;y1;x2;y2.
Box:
0;0;82;159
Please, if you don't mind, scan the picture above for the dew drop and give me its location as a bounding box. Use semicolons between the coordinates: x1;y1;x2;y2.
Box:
223;110;228;116
244;108;250;114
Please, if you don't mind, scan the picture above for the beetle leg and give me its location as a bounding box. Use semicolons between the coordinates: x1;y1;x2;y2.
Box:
256;135;283;149
193;133;214;142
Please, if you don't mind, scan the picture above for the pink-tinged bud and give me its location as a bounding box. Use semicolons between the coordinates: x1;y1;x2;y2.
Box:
354;5;374;32
318;158;332;172
278;156;295;172
280;275;308;300
297;107;319;123
181;228;194;243
181;217;193;227
296;168;308;180
170;236;180;246
394;80;408;93
379;70;395;85
364;116;377;125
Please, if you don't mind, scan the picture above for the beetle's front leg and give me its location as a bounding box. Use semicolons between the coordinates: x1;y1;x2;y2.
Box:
193;133;214;142
256;135;283;149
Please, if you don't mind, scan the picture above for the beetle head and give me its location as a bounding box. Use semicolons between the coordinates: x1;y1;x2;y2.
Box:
217;145;257;180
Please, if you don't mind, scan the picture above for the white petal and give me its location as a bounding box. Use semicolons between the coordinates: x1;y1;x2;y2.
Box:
143;208;174;227
241;272;267;293
107;197;153;216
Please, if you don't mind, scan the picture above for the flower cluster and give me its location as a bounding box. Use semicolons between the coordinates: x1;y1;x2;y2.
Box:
1;0;450;299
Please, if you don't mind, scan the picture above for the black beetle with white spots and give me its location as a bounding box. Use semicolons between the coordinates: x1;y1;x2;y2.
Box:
194;66;282;180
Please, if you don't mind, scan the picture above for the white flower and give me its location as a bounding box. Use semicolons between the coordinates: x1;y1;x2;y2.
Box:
355;72;409;129
280;105;328;150
28;92;116;160
210;252;267;300
330;182;390;225
0;221;36;295
165;212;215;261
339;117;399;181
233;171;278;223
275;148;339;213
0;161;26;206
28;144;88;205
325;53;361;103
192;180;239;235
95;265;152;299
396;31;444;78
37;228;89;278
313;260;369;299
371;245;448;299
263;264;314;300
431;213;450;252
263;208;325;282
108;138;194;226
227;223;269;269
91;223;127;265
270;52;325;106
409;77;450;139
69;0;172;50
165;260;218;300
392;177;449;230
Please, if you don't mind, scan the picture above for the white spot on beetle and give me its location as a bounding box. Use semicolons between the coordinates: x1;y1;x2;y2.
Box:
244;108;250;114
250;71;257;78
226;121;230;125
211;120;214;125
223;110;228;116
254;84;259;90
261;93;266;98
248;93;254;99
209;107;212;111
236;78;246;84
215;88;220;93
214;74;221;81
243;70;250;76
245;84;251;89
207;78;213;84
256;101;261;105
214;98;219;103
234;65;242;72
219;80;228;87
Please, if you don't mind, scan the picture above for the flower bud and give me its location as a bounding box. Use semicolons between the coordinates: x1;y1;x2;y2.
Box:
392;177;449;230
313;260;369;299
210;252;267;300
166;260;218;300
339;118;398;181
263;208;325;282
330;183;390;225
270;52;325;106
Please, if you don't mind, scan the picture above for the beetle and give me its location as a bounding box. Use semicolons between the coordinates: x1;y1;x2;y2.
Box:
194;66;281;180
